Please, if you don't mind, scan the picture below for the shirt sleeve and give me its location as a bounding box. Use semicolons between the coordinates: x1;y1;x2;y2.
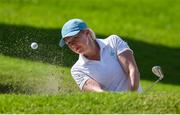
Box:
71;69;90;90
111;35;133;55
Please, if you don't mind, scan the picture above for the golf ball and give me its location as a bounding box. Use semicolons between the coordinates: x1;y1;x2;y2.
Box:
31;42;38;49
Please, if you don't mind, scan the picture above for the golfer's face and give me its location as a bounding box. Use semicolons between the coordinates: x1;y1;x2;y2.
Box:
64;31;87;54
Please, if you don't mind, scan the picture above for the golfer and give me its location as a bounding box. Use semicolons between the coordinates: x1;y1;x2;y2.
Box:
59;18;142;92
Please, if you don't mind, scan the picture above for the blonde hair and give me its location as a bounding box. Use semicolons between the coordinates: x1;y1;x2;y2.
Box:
83;28;96;40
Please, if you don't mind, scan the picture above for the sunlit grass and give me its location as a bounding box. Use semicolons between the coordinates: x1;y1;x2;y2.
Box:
0;55;79;94
0;92;179;113
0;0;180;47
0;0;180;113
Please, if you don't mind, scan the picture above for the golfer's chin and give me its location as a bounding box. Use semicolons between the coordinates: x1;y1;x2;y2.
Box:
74;49;84;55
78;51;85;55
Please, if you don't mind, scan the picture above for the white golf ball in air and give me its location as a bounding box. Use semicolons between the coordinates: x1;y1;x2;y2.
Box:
31;42;38;49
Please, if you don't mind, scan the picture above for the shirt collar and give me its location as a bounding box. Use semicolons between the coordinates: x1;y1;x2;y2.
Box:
78;38;107;65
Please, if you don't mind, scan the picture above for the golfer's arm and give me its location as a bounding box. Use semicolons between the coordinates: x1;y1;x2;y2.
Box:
118;50;140;91
82;78;104;92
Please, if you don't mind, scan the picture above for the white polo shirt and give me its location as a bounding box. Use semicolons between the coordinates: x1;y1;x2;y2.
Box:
71;35;142;92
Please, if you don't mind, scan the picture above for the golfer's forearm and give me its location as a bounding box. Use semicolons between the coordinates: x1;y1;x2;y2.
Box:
129;69;140;91
82;79;104;92
83;86;104;92
90;87;104;92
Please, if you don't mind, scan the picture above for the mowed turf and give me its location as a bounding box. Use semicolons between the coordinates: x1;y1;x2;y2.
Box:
0;0;180;113
0;92;179;113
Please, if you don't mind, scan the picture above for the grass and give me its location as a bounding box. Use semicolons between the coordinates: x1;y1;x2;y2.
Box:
0;0;180;113
0;55;79;94
0;92;179;113
1;0;180;47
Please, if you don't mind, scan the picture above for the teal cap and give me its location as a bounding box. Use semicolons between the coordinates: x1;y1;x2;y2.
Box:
59;19;88;47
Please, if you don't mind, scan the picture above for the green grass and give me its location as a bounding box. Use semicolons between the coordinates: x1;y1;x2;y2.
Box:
0;0;180;113
1;0;180;47
0;92;179;113
0;55;79;94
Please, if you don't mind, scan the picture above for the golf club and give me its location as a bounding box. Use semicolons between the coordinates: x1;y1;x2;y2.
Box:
144;66;164;92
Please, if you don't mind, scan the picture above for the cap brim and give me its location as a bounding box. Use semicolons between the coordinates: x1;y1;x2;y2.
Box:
59;39;65;47
59;30;80;47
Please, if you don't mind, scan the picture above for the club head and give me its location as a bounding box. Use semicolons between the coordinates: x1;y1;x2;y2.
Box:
152;66;164;80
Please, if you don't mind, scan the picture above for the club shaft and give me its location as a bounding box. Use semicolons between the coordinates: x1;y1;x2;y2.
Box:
144;78;161;92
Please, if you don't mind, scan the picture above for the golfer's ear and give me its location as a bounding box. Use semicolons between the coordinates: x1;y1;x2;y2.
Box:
83;29;89;35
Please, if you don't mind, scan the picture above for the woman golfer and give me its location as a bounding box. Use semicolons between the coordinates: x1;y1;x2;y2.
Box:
59;18;142;92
